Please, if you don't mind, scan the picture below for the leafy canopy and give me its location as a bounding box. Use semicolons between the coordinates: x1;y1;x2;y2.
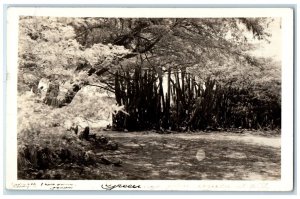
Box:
18;16;278;100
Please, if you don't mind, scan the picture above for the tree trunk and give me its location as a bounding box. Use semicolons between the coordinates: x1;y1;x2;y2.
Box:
42;81;85;108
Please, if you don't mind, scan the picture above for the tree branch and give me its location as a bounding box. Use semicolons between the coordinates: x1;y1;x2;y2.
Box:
86;83;115;93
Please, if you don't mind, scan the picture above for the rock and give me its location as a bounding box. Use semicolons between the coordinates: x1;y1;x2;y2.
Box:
112;159;122;167
98;156;122;166
97;135;109;144
100;156;111;165
84;150;96;163
89;133;96;139
106;140;118;150
78;126;89;140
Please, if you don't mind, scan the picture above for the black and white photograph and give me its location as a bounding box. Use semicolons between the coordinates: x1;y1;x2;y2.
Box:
5;7;294;191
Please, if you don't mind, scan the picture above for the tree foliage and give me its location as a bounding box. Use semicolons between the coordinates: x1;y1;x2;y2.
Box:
18;16;280;131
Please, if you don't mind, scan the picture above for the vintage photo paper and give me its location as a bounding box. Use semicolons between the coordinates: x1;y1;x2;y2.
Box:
5;7;294;191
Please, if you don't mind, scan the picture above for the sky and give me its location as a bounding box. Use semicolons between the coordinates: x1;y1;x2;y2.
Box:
250;18;282;61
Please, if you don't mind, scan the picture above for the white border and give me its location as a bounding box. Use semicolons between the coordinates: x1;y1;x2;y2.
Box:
5;7;294;191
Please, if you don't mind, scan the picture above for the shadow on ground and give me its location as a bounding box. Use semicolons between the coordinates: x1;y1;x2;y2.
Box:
58;131;280;180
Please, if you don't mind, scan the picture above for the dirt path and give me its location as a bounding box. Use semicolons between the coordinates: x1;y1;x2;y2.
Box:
88;131;281;180
100;131;281;148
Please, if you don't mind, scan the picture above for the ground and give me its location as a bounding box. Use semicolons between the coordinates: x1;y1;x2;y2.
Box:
91;130;281;180
18;129;280;180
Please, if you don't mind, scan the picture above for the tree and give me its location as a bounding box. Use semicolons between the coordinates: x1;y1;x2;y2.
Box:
19;16;273;95
18;16;130;104
18;16;280;130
